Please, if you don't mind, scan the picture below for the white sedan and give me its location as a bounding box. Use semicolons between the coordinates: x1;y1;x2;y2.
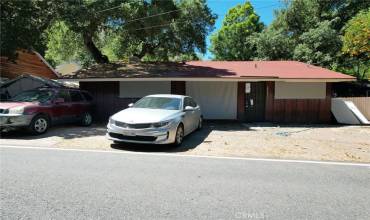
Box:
107;94;202;145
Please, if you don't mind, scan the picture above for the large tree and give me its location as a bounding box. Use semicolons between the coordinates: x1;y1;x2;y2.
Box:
2;0;216;65
49;0;215;64
0;0;55;58
293;20;342;67
97;0;216;61
245;0;370;72
341;9;370;80
210;1;264;60
251;28;294;60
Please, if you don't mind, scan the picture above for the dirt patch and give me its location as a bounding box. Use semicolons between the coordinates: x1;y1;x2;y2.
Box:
180;123;370;162
1;122;369;163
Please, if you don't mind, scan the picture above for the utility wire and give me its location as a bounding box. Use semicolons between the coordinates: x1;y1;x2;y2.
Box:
125;9;183;25
133;21;187;31
130;3;280;31
97;4;124;13
97;2;280;23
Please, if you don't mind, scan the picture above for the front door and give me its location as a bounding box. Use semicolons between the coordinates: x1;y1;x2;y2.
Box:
244;82;266;122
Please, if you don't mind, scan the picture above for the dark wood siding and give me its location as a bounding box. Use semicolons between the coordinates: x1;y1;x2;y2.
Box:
81;81;187;122
171;81;185;95
80;81;139;122
265;82;331;123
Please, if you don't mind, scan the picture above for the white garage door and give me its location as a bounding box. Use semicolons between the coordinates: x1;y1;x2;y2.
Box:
186;81;237;119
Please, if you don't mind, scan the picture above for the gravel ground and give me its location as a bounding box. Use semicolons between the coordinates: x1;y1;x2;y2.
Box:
1;122;369;162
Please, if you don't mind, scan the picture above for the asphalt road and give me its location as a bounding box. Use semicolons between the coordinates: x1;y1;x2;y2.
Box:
1;146;369;220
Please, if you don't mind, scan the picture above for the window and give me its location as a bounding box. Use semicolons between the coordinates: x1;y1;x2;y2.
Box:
133;97;181;110
70;90;84;102
81;91;93;101
184;97;197;108
12;89;55;103
189;97;197;107
184;97;191;108
57;90;71;102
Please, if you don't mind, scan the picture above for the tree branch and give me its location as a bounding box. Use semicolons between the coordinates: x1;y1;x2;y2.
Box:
82;32;109;64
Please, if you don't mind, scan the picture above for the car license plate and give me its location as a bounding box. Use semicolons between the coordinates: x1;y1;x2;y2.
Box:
122;131;135;136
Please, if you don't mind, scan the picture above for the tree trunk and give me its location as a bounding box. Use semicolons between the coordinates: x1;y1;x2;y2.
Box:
134;46;147;59
134;43;157;59
83;33;109;64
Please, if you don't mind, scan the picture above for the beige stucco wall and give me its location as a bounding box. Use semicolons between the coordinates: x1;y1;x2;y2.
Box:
186;81;237;119
275;82;326;99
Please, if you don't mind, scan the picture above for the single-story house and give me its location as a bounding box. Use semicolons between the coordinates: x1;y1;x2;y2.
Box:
0;49;59;80
59;61;355;123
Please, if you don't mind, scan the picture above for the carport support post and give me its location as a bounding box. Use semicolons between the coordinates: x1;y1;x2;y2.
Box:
237;82;246;121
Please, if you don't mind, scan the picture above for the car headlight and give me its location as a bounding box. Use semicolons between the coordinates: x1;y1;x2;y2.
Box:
8;106;24;114
152;120;172;128
109;117;115;124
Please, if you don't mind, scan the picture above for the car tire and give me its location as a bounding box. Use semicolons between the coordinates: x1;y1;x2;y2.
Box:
197;117;203;130
80;112;93;126
29;114;49;135
173;123;184;146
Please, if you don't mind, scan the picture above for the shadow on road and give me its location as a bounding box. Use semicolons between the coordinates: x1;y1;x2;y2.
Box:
0;124;107;140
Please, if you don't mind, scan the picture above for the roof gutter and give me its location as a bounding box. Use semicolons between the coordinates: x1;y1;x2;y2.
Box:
57;77;356;83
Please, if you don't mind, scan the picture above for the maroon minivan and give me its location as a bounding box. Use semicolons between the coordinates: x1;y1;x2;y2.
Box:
0;87;94;134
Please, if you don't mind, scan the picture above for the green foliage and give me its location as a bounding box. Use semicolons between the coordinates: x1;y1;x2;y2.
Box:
1;0;215;64
293;21;342;67
342;9;370;80
251;28;295;60
273;0;320;38
44;22;93;67
0;0;54;58
120;0;216;61
210;1;264;60
342;9;370;59
209;0;369;79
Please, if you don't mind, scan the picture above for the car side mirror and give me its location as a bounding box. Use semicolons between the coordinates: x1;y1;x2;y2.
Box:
54;98;65;104
128;103;134;107
184;106;194;111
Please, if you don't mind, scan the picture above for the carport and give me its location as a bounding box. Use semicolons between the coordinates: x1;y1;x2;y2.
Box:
186;81;237;119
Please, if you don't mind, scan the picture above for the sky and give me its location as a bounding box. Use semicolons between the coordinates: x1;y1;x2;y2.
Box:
204;0;284;59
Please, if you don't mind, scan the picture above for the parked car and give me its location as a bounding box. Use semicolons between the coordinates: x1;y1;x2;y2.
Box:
107;94;202;146
0;87;94;134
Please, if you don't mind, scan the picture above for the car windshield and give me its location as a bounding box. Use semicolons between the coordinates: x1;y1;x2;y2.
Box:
133;97;181;110
11;90;55;102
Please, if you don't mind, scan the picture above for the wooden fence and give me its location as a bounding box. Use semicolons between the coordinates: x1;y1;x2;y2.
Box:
340;97;370;120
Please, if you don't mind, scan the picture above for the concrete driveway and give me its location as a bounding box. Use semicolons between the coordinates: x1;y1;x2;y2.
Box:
1;122;369;162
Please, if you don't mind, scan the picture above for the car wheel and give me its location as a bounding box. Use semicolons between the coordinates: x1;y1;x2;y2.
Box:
174;124;184;146
80;112;93;126
29;114;49;135
197;117;203;130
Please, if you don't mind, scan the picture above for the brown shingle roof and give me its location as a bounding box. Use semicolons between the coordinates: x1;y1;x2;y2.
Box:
61;61;354;80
